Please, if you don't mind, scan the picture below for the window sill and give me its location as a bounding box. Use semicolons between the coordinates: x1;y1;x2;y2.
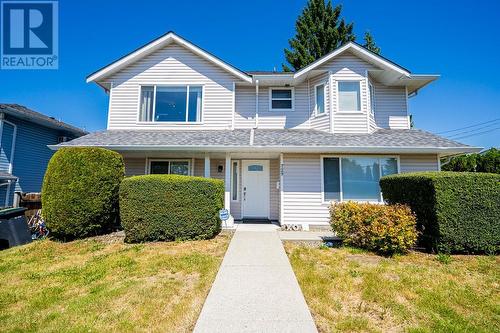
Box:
136;121;204;125
312;112;328;119
335;111;364;114
269;109;294;112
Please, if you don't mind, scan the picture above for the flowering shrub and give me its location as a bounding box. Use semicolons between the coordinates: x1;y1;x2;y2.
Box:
330;201;417;255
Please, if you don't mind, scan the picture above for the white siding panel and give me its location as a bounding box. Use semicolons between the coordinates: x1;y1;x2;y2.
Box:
124;158;146;176
108;43;236;130
373;81;409;129
234;84;310;129
309;72;331;132
282;154;330;226
400;154;439;172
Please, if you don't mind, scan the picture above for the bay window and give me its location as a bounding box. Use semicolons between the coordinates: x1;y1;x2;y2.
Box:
322;156;398;202
338;81;361;112
315;84;325;115
139;85;202;122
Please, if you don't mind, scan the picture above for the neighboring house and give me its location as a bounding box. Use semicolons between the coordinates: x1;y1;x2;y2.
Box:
55;32;481;229
0;104;86;207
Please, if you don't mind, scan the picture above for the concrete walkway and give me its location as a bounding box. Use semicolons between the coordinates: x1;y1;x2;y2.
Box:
194;224;318;333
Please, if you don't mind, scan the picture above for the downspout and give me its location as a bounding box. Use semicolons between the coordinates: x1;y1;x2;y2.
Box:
255;79;259;128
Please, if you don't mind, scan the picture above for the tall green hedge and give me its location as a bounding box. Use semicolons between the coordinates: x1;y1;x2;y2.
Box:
380;172;500;253
42;147;125;240
119;175;224;243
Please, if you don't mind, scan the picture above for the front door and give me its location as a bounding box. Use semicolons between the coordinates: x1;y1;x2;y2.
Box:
242;160;270;218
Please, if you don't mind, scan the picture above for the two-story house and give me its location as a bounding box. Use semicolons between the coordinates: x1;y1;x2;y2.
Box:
56;32;480;229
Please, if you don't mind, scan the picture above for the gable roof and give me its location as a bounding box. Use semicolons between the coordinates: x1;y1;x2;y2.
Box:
0;104;87;136
293;41;411;79
86;31;253;84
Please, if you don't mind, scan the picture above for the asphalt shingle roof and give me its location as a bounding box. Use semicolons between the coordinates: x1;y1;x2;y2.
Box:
58;128;472;150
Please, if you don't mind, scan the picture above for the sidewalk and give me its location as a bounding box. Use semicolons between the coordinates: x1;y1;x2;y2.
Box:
193;224;318;333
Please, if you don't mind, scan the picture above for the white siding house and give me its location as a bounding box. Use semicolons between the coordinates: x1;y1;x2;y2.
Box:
57;32;480;230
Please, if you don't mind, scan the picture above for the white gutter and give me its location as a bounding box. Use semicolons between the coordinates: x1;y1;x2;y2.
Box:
49;144;482;155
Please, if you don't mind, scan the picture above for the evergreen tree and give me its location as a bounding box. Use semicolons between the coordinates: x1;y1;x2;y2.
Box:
283;0;355;71
363;31;381;54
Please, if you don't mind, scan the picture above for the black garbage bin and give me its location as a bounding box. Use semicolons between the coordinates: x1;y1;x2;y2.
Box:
0;207;31;250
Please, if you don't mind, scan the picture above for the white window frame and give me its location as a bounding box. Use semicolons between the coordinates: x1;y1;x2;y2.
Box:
231;160;239;202
147;158;191;175
314;83;327;116
137;84;205;124
369;82;375;115
269;87;294;111
320;155;400;204
335;80;362;113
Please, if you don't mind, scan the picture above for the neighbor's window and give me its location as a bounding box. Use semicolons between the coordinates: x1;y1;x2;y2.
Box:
231;161;239;201
315;84;325;115
149;160;190;175
338;81;361;112
139;85;202;122
270;88;293;111
323;156;398;202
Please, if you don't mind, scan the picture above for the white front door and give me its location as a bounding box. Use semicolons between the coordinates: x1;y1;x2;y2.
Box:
242;160;270;218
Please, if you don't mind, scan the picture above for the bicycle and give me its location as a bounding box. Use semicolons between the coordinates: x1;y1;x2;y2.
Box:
27;210;50;240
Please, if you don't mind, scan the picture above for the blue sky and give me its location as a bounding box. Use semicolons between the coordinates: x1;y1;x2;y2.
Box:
1;0;499;148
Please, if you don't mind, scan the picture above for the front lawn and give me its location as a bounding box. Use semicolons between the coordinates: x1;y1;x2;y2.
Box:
0;232;231;332
285;244;499;333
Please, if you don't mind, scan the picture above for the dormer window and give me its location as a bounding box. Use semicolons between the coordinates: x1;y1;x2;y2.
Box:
269;88;294;111
139;85;203;122
338;81;361;112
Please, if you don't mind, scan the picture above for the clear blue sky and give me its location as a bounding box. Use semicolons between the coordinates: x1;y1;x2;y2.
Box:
1;0;499;148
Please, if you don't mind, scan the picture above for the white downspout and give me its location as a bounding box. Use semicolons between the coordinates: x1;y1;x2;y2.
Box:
255;79;259;128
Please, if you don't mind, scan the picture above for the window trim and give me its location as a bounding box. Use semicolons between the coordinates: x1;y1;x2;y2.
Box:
269;87;295;111
147;158;191;175
320;155;400;204
314;83;327;116
335;80;363;114
137;84;205;124
231;160;239;202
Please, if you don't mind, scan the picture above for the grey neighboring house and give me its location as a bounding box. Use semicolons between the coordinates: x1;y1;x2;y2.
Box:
55;31;481;230
0;104;86;207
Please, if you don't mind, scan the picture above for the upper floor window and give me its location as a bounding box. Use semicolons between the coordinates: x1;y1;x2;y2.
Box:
338;81;361;112
139;85;203;122
315;84;325;115
369;83;375;115
269;88;294;111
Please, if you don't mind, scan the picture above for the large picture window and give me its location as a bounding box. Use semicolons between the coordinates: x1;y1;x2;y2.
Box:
322;156;398;202
139;85;202;123
149;160;190;175
338;81;361;112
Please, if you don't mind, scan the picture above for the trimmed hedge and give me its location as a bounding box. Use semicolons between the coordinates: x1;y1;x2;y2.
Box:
380;172;500;253
42;147;125;240
330;201;417;255
119;175;224;242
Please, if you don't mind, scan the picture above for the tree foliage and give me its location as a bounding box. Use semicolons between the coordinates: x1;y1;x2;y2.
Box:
283;0;380;71
441;148;500;173
363;31;381;54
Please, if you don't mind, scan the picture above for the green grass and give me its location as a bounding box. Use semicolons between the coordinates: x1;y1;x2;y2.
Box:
285;243;500;333
0;233;231;333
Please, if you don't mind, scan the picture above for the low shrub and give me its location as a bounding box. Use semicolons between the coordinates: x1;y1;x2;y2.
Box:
380;172;500;253
119;175;224;242
42;147;125;240
330;201;417;255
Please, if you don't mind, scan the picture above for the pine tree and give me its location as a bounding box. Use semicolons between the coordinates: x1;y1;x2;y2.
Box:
283;0;355;71
363;31;381;54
